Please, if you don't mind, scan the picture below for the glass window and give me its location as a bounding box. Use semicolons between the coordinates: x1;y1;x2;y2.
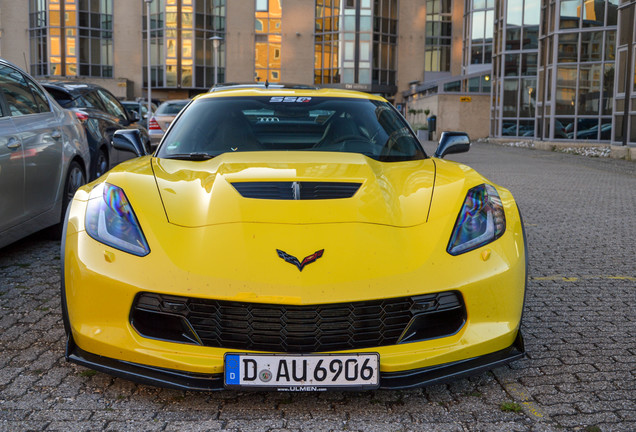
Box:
501;120;517;136
255;0;268;11
560;0;581;29
599;117;612;140
605;31;616;61
518;119;535;137
576;118;599;139
0;65;39;116
507;1;522;27
485;11;493;40
522;53;537;76
578;64;601;115
158;97;425;162
472;45;484;64
472;11;485;42
582;0;604;27
580;31;603;62
468;77;480;92
523;26;539;49
520;78;536;117
27;80;50;113
558;33;578;63
504;54;519;76
97;89;126;119
505;26;521;50
503;79;518;117
444;80;461;92
523;0;540;26
606;0;618;26
78;90;105;109
555;66;577;115
481;74;491;92
554;117;575;138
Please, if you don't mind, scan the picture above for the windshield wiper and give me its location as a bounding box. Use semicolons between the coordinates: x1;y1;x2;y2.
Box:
163;152;215;161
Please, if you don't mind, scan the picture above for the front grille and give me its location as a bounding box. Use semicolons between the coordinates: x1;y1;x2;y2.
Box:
231;181;361;200
131;291;466;353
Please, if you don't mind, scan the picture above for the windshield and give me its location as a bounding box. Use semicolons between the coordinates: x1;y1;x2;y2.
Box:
156;96;426;162
156;100;189;115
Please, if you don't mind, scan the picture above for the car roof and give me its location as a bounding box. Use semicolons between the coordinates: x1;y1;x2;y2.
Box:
196;87;386;102
159;99;191;105
40;81;103;95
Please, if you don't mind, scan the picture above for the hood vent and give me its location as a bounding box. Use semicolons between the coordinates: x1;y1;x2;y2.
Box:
231;181;361;200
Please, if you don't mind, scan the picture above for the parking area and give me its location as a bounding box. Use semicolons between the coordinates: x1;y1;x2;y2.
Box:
1;142;634;432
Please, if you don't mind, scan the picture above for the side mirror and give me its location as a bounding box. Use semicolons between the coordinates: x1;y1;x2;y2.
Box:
112;129;147;157
126;109;141;123
434;131;470;158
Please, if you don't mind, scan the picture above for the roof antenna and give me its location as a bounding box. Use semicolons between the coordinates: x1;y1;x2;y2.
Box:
265;80;269;89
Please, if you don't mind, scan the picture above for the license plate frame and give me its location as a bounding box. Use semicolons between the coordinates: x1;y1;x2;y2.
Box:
224;352;380;391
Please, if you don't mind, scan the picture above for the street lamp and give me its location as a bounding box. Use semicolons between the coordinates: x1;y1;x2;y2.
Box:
144;0;153;119
209;35;223;87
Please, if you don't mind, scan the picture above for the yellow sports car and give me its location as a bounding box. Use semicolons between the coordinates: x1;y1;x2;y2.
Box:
61;86;526;391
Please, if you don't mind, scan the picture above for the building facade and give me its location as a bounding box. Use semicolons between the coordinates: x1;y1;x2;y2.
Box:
0;0;634;146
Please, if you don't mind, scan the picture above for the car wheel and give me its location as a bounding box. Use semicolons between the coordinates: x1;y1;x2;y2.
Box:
94;148;109;179
49;161;86;239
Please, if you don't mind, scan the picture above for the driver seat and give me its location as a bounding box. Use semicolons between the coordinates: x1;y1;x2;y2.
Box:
315;116;360;149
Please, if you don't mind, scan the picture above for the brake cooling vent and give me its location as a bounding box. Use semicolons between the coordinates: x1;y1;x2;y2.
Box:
231;181;361;200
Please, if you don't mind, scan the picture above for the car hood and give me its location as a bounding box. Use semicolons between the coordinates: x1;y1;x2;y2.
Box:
151;151;436;227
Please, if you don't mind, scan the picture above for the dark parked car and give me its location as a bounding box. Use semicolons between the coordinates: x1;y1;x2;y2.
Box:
41;82;150;180
120;100;157;130
0;58;90;248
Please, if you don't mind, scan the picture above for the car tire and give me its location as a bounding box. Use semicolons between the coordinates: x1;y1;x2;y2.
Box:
94;147;109;179
49;160;86;239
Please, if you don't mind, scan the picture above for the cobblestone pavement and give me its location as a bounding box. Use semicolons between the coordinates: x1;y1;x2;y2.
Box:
1;142;634;432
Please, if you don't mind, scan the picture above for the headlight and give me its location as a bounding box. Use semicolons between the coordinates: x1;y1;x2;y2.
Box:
447;184;505;255
85;183;150;256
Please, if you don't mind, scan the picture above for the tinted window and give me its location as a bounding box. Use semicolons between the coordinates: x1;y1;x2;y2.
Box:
0;65;39;116
77;90;106;110
96;89;126;119
158;97;425;162
27;80;50;112
45;87;75;107
156;101;189;115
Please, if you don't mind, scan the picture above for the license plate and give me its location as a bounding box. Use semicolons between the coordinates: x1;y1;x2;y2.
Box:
224;353;379;391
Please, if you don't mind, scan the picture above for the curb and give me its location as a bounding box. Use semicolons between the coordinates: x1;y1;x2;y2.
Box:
483;138;636;162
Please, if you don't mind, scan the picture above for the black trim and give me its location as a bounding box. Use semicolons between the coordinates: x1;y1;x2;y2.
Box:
65;331;524;391
378;331;525;389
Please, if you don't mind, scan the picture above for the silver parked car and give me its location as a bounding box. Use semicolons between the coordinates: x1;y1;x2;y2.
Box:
147;99;190;146
0;59;90;248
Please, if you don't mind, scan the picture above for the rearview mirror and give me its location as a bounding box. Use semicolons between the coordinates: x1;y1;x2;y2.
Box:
112;129;147;157
434;132;470;158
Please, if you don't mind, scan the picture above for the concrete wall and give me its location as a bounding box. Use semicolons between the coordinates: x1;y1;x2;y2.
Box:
396;1;426;104
407;93;490;139
280;0;314;85
226;1;255;83
0;1;30;71
114;0;143;98
450;0;464;77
